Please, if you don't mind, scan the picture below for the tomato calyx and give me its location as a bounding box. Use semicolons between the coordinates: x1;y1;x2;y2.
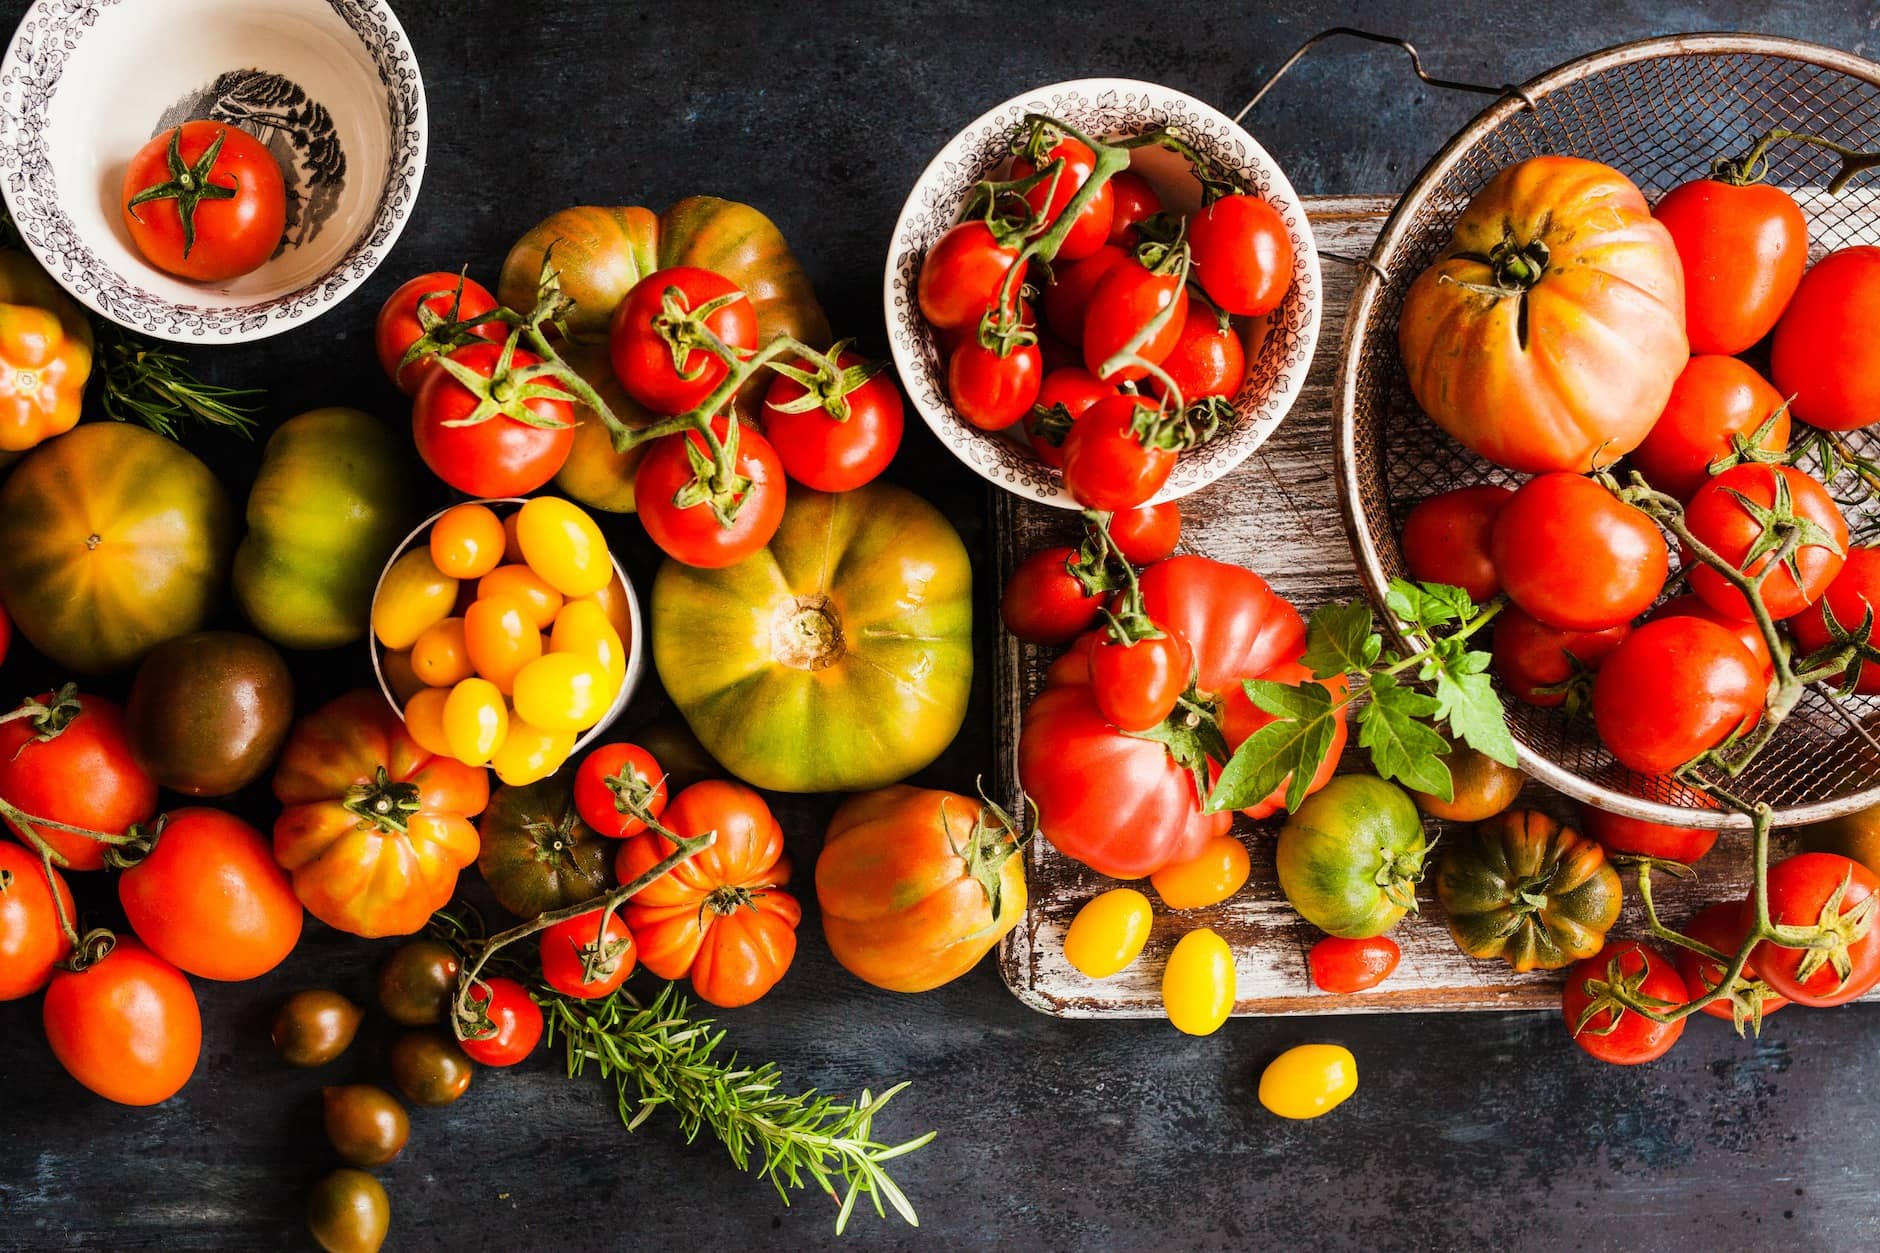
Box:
669;418;759;527
763;339;888;423
123;126;240;260
433;331;574;431
1707;400;1795;478
650;283;751;382
941;785;1033;917
393;271;514;381
1126;685;1231;805
1709;127;1880;195
605;762;667;823
1568;949;1683;1039
1800;596;1880;695
342;767;424;835
1716;472;1846;590
1373;843;1428;915
1784;868;1879;993
1028;399;1077;451
0;683;83;745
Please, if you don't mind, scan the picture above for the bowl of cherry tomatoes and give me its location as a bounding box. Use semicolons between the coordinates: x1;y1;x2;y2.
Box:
885;78;1321;508
369;497;644;787
0;0;426;342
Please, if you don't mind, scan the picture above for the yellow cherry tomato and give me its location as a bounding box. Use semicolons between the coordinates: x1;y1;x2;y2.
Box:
402;687;453;757
1162;927;1236;1036
372;548;458;650
464;595;543;694
502;510;525;562
490;716;577;786
381;649;424;704
588;570;635;643
442;677;508;766
1258;1044;1358;1120
1064;888;1153;979
549;598;627;685
1150;836;1252;910
478;563;564;629
410;616;473;687
511;652;611;733
516;496;611;598
429;503;507;580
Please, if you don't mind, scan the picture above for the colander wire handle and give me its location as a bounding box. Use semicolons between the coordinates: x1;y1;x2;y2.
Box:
1231;26;1535;124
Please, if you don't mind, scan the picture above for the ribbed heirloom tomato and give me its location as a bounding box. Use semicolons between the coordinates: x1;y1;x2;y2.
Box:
0;688;157;871
44;938;201;1105
118;808;303;981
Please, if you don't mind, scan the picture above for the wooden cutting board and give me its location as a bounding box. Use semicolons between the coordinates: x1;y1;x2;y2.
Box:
992;194;1817;1018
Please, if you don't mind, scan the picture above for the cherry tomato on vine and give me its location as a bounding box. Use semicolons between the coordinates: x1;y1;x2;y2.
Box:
1025;367;1117;469
1083;259;1188;383
1152;309;1245;403
1491;606;1631;709
1061;395;1176;511
917;221;1023;330
1088;625;1192;732
1677;900;1789;1024
118;808;303;982
1684;464;1848;621
429;504;507;581
539;908;637;999
1591;618;1763;776
1561;941;1687;1065
0;689;157;872
1042;244;1130;346
1749;852;1880;1007
1627;355;1790;501
1108;501;1181;565
1577;804;1717;863
762;350;905;492
120;120;285;282
0;841;72;1000
1063;887;1153;979
1401;484;1511;604
1648;593;1776;683
1259;1044;1357;1118
458;977;544;1066
376;272;504;395
1489;472;1668;631
608;266;757;416
1001;546;1107;645
414;340;575;497
948;338;1043;431
1654;176;1807;356
1106;169;1162;245
1162;927;1236;1036
44;938;201;1104
574;743;669;839
1771;245;1880;432
1308;936;1401;994
1010;133;1114;262
1149;835;1249;910
634;417;786;569
1790;544;1880;694
1187;194;1294;317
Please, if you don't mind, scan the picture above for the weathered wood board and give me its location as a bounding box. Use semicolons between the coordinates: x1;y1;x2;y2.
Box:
994;195;1820;1017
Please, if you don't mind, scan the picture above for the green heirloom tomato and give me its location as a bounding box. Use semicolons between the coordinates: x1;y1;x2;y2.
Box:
1437;808;1622;972
652;483;972;793
0;423;234;673
234;408;415;650
1277;775;1427;939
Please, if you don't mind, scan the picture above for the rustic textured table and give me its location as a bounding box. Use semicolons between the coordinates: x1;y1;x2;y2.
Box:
3;2;1879;1250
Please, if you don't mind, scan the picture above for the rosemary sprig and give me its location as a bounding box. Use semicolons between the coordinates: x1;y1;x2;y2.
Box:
97;327;261;439
543;985;934;1234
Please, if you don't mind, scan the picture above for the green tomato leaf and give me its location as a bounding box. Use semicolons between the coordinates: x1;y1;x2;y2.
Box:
1206;679;1341;814
1418;581;1477;627
1384;578;1427;627
1431;662;1520;768
1356;673;1454;799
1301;601;1381;679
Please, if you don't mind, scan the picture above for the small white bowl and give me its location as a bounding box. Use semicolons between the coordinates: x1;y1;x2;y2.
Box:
0;0;426;343
884;78;1322;508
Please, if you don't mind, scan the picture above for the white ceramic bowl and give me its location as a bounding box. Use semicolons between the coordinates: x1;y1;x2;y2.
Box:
0;0;425;343
885;78;1321;508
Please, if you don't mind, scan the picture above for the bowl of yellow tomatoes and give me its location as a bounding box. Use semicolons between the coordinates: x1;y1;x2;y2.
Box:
369;496;642;786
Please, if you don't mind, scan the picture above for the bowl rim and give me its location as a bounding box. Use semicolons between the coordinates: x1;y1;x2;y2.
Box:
0;0;428;344
883;74;1322;509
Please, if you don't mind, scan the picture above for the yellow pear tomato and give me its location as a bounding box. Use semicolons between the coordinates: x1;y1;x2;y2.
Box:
549;598;627;685
1064;888;1153;980
1150;836;1252;911
516;496;610;598
442;678;508;766
490;717;576;787
372;548;457;650
1259;1044;1358;1119
1162;927;1235;1036
512;653;611;733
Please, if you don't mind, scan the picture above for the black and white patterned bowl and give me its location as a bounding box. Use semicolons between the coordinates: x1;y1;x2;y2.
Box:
884;78;1321;508
0;0;425;343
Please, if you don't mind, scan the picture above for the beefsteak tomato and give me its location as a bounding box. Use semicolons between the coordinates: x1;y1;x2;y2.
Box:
1437;808;1623;972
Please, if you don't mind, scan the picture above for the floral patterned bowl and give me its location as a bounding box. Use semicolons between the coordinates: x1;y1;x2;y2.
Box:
0;0;426;343
884;78;1321;508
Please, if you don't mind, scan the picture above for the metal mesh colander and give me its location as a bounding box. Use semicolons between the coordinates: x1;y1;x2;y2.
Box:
1334;34;1880;829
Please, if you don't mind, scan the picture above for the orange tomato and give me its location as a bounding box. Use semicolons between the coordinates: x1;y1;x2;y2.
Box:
478;564;564;629
0;841;73;1000
1150;835;1251;910
464;595;542;693
117;807;302;981
428;503;506;579
410;616;473;687
43;938;200;1105
402;687;453;757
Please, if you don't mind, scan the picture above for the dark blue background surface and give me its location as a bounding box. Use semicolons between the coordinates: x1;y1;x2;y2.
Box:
3;2;1879;1249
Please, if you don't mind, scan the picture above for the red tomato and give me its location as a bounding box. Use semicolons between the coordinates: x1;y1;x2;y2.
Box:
413;340;575;497
1591;618;1763;775
1790;545;1880;693
1749;852;1880;1007
1108;502;1181;565
1491;606;1630;708
1489;473;1668;631
608;266;757;416
948;339;1043;431
375;272;504;396
1106;170;1162;245
1061;395;1176;511
1401;485;1511;604
574;743;670;840
1628;355;1789;500
634;417;786;569
1025;367;1118;468
0;841;72;1000
538;908;636;999
1186;194;1294;317
1560;941;1686;1065
1153;310;1245;403
1653;178;1808;356
761;350;904;491
1577;804;1717;863
459;977;544;1066
1010;135;1114;262
1648;594;1775;683
917;221;1023;330
1308;935;1401;993
1088;625;1192;732
118;808;302;981
1000;546;1106;645
1042;245;1131;347
1676;899;1788;1024
44;938;201;1104
1770;245;1880;431
120;121;285;282
0;690;157;872
1082;259;1188;383
1683;464;1847;621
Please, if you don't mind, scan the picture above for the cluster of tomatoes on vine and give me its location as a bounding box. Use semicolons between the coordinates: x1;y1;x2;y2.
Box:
915;116;1295;510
